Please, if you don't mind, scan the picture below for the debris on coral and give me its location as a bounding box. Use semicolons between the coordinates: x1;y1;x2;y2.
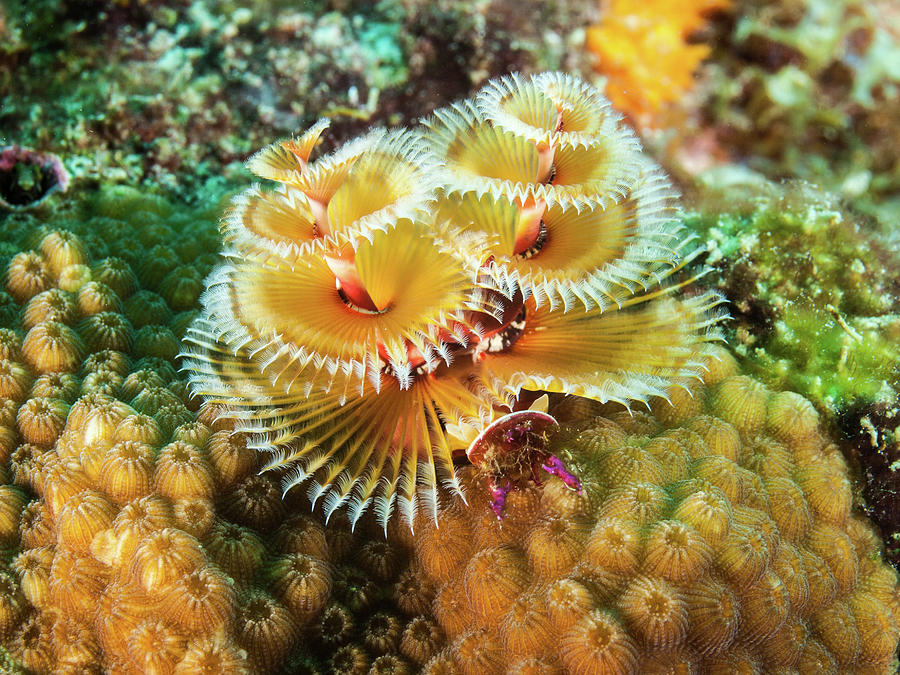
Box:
183;71;724;531
0;147;69;210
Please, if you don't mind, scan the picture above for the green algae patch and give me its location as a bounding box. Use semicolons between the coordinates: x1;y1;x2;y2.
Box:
685;180;900;425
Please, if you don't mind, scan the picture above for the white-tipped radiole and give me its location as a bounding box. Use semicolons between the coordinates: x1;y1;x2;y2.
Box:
184;71;725;529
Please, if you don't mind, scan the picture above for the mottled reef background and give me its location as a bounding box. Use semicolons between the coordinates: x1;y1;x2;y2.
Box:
0;0;899;670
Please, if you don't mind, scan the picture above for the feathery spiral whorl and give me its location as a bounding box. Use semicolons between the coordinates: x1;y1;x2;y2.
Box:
183;71;723;530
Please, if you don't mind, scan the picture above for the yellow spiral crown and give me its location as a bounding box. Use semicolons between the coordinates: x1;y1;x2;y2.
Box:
183;72;725;531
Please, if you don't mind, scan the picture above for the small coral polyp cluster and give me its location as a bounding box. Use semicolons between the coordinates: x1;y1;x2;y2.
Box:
0;203;442;673
184;72;722;530
586;0;731;127
411;351;900;674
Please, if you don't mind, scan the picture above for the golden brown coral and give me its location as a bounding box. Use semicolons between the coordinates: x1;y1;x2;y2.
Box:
266;552;333;622
158;565;236;635
172;496;216;541
21;321;84;374
413;507;475;585
221;474;285;533
0;360;31;401
524;514;589;581
76;281;123;316
0;486;27;543
464;546;532;625
16;397;69;448
49;548;109;616
707;375;769;436
363;611;403;655
153;441;215;501
330;643;370;675
39;230;88;280
91;257;138;299
452;627;505;675
6;251;50;303
30;372;81;403
234;590;299;671
400;616;444;666
173;636;249;674
403;371;900;673
19;499;55;549
56;488;117;554
500;591;554;659
544;578;594;634
21;288;77;329
11;547;53;610
270;513;329;559
433;581;477;638
130;527;206;593
79;312;135;353
126;618;188;674
204;520;266;587
559;609;639;675
0;571;27;638
91;494;174;568
617;575;688;650
10;611;54;673
315;601;355;650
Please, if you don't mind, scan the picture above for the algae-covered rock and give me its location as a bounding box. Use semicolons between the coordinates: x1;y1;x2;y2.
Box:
0;0;594;200
687;179;898;419
698;0;900;219
686;175;900;564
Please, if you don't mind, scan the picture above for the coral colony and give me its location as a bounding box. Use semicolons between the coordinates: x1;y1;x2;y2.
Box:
183;72;724;529
0;71;899;674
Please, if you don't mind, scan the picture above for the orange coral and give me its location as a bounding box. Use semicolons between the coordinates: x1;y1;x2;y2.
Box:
586;0;730;127
406;361;900;673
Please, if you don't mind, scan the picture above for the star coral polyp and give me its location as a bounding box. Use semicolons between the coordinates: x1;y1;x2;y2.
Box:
410;354;900;674
184;72;724;530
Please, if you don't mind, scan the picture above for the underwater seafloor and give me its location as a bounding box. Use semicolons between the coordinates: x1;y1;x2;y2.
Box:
1;0;899;673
